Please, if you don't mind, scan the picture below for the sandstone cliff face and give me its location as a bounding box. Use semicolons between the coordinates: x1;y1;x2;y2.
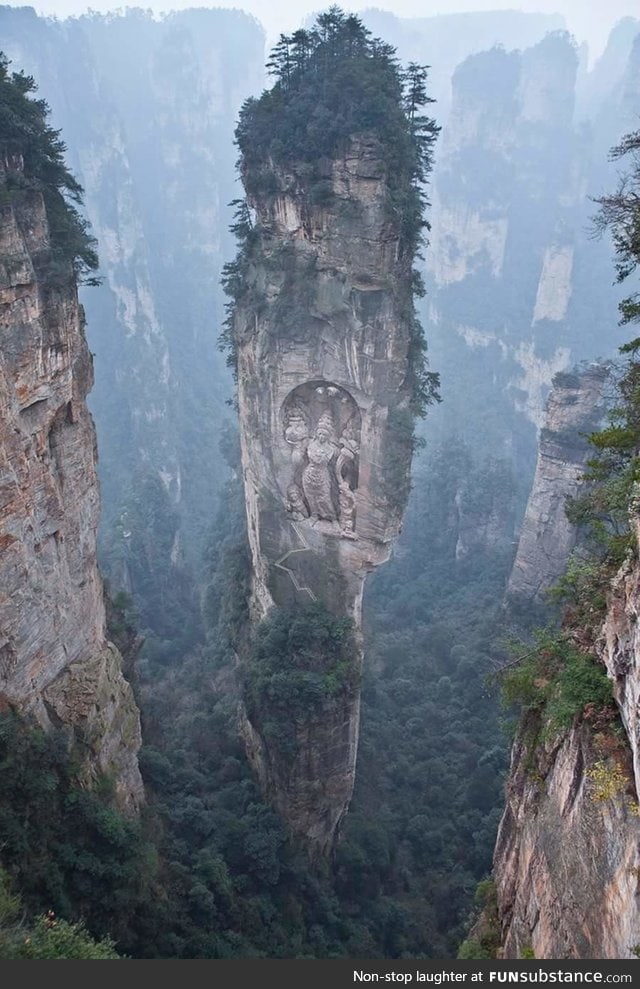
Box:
507;364;610;604
600;513;640;824
423;28;632;516
494;720;640;958
492;380;640;958
426;36;582;441
0;152;142;811
234;137;417;853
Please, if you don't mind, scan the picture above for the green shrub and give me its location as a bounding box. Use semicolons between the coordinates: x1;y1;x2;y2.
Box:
244;602;358;763
0;711;154;949
0;867;120;959
501;630;613;735
457;938;492;959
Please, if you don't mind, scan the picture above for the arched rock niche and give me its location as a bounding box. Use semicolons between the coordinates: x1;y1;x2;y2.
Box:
282;381;361;538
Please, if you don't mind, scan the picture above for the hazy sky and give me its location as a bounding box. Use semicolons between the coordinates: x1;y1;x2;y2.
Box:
2;0;638;60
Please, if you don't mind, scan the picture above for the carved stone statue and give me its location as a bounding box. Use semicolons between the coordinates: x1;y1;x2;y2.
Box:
302;411;339;521
284;403;309;467
281;381;361;535
286;482;308;520
335;414;359;536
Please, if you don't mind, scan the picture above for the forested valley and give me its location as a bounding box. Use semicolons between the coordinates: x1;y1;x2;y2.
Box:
0;2;639;961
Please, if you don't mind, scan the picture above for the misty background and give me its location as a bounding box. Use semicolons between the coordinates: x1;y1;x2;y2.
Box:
2;1;638;61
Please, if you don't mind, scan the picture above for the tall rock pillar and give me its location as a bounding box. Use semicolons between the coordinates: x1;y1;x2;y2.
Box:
225;19;440;850
233;136;422;853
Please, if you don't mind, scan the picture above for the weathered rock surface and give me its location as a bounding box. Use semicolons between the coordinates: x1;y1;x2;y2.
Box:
507;364;610;604
235;137;418;853
494;720;640;958
599;512;640;819
493;373;640;958
0;152;142;812
423;27;633;524
426;35;583;450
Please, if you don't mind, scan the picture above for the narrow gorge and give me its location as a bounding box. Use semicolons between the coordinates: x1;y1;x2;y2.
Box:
3;2;640;962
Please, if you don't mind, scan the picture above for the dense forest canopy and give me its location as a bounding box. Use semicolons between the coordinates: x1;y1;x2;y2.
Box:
238;11;436;182
0;53;98;282
236;7;438;256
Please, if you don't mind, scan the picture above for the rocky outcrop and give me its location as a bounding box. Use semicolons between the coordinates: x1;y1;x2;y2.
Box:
233;136;420;854
0;151;142;811
507;364;610;604
494;719;640;959
427;34;582;426
600;511;640;818
423;27;632;519
493;399;640;958
489;353;640;957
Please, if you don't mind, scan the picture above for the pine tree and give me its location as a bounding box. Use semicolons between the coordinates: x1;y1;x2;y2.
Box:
266;34;292;87
290;29;313;75
593;129;640;326
0;53;99;283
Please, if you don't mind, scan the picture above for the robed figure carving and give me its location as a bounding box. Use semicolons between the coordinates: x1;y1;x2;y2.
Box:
282;382;361;537
302;412;339;521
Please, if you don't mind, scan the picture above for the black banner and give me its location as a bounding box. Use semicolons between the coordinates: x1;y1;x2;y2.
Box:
1;958;639;988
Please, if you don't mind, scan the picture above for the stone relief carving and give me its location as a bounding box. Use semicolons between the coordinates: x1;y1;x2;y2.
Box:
282;381;360;537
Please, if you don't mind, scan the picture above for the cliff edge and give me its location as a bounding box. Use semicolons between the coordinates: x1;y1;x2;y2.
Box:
0;67;142;811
